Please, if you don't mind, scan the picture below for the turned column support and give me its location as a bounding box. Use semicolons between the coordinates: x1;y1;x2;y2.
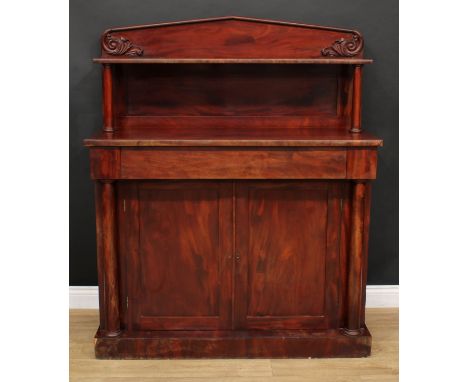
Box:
350;64;362;134
95;180;121;336
344;181;366;335
102;64;114;133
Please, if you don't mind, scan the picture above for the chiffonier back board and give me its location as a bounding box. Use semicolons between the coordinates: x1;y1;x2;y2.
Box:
84;16;383;359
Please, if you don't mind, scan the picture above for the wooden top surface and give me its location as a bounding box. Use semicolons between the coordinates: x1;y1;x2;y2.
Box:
93;58;373;65
84;128;383;147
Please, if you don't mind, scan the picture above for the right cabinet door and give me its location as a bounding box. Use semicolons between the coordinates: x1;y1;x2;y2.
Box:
234;181;343;330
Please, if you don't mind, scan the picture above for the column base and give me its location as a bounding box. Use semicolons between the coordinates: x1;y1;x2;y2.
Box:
341;327;365;336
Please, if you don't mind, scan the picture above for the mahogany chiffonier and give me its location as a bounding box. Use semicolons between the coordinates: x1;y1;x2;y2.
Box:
84;16;383;359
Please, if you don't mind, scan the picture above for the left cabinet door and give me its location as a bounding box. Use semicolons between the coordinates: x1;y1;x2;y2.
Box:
119;181;234;331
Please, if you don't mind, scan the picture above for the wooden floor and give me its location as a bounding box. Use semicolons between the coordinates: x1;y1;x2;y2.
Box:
70;309;398;382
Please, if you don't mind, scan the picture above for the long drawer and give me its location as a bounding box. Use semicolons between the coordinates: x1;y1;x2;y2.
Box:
121;148;346;179
90;147;377;179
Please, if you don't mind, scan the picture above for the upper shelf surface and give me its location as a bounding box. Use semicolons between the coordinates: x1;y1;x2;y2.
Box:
84;128;383;147
93;58;373;64
96;16;371;62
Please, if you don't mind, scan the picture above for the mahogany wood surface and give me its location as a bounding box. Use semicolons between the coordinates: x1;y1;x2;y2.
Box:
346;148;378;179
94;181;120;336
89;147;378;180
85;128;383;147
102;65;114;133
234;182;341;330
345;181;367;335
122;181;233;331
100;63;358;130
361;183;373;323
89;148;120;179
351;65;363;133
124;65;342;117
85;17;382;358
94;326;372;359
94;58;373;64
120;148;347;180
98;16;367;60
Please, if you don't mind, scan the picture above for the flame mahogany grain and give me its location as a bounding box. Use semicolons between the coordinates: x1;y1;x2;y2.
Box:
85;17;382;358
98;17;366;60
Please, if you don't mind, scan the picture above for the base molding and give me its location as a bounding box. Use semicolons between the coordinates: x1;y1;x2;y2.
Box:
94;326;372;359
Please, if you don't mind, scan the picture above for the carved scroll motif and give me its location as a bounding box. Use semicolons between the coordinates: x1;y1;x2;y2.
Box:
321;34;363;57
102;34;144;56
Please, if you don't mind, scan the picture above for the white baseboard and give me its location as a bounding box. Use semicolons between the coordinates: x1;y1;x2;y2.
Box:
69;286;100;309
365;285;399;308
69;285;399;309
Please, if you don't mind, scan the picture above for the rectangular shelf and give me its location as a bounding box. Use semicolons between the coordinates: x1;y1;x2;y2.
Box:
84;127;383;147
93;58;373;65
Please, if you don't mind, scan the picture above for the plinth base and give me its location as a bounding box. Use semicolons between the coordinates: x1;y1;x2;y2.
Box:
94;326;371;359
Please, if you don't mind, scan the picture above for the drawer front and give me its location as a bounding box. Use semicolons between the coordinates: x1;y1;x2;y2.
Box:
120;148;347;179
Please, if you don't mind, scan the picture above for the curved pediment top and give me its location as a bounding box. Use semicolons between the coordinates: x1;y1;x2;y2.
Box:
99;16;366;60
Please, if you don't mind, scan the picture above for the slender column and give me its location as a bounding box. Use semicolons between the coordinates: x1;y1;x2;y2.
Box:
350;64;362;133
95;180;120;336
102;64;114;133
344;181;366;335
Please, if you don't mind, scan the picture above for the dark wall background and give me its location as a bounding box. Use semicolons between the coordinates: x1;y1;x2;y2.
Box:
70;0;398;285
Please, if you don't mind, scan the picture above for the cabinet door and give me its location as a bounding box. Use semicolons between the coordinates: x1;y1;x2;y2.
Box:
235;181;342;330
122;181;233;331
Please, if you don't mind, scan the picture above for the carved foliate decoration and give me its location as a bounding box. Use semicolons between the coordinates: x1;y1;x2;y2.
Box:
321;34;363;57
102;34;144;56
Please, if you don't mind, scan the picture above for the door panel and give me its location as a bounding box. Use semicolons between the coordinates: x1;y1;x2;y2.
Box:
123;181;233;331
235;181;342;330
